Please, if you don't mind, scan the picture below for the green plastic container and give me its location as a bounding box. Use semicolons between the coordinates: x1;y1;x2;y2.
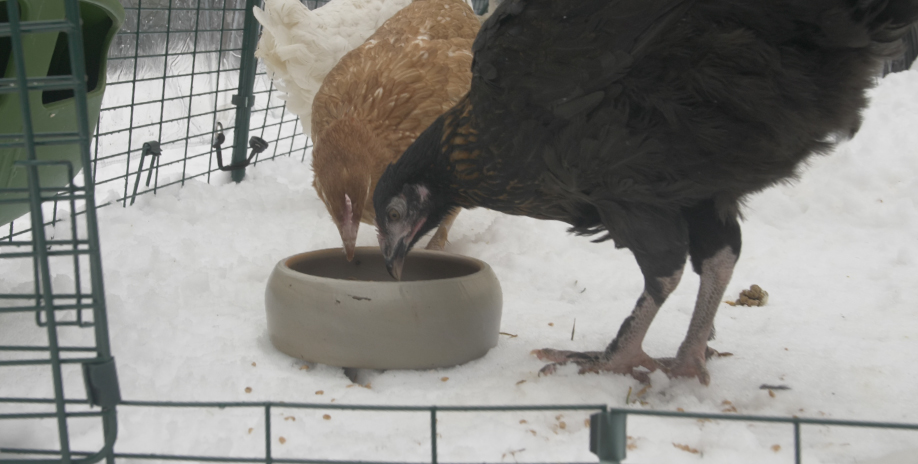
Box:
0;0;124;226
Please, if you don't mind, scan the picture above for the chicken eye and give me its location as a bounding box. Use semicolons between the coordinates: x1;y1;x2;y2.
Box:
387;208;401;222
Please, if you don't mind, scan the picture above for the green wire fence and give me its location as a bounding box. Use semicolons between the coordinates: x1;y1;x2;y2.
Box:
2;0;918;462
1;0;118;461
4;399;918;464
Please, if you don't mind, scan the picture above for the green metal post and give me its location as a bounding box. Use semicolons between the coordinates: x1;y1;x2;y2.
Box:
6;0;74;460
62;0;116;384
430;408;438;464
590;411;627;464
230;0;264;183
65;0;120;459
265;404;272;464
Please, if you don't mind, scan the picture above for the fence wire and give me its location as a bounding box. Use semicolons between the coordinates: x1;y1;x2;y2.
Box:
1;0;326;242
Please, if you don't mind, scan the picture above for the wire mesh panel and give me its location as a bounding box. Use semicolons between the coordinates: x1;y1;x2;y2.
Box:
92;0;312;206
0;0;119;460
94;0;252;199
1;0;328;241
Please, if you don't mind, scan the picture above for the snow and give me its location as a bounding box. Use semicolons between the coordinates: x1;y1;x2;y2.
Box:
2;71;918;462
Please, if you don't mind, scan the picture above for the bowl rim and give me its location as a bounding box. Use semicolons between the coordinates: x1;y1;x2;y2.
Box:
278;246;493;285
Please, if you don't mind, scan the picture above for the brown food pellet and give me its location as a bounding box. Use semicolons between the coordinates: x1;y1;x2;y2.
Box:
279;437;286;444
548;322;554;326
519;419;528;424
248;428;254;434
673;443;700;454
441;377;449;382
299;365;310;370
559;421;567;429
244;387;252;393
315;390;324;395
772;444;781;452
323;414;331;420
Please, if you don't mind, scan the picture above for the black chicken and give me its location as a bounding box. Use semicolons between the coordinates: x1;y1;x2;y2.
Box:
373;0;918;384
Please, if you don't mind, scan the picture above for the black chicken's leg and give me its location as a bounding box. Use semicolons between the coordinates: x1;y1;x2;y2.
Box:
534;200;741;385
534;239;689;381
658;200;741;385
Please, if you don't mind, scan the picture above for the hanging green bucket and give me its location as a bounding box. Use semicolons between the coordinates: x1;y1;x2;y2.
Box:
0;0;124;227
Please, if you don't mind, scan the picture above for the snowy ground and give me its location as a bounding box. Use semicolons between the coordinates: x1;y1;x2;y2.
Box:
2;70;918;462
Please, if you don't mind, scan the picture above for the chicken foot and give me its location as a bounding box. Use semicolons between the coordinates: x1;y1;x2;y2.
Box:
534;201;740;384
533;266;685;382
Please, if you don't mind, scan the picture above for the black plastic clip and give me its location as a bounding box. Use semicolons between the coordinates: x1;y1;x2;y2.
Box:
130;141;162;206
82;357;122;408
231;94;255;108
213;122;269;172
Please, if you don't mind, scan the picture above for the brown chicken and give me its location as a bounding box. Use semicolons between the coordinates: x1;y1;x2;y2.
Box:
311;0;479;260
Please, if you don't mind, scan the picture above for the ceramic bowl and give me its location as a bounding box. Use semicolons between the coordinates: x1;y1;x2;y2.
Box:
264;247;502;369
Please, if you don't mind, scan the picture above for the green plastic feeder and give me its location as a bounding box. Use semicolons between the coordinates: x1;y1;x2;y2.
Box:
0;0;124;226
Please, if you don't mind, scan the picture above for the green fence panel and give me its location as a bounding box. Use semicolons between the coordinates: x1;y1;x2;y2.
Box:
0;0;119;462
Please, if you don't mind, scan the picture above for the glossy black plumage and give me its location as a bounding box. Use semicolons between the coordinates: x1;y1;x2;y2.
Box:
373;0;918;383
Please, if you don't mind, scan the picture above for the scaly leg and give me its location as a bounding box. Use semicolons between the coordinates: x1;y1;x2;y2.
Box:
658;246;736;385
659;200;741;385
534;246;687;381
426;207;460;250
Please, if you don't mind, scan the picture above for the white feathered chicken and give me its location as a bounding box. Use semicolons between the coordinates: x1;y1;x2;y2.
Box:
253;0;412;136
254;0;491;136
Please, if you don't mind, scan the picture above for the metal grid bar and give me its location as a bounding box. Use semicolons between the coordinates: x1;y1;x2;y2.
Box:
3;2;76;459
0;0;119;461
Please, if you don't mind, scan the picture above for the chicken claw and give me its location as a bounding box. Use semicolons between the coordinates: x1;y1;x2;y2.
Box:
654;347;726;385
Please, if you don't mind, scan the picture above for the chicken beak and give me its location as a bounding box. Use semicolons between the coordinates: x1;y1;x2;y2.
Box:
338;193;361;261
383;240;407;281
